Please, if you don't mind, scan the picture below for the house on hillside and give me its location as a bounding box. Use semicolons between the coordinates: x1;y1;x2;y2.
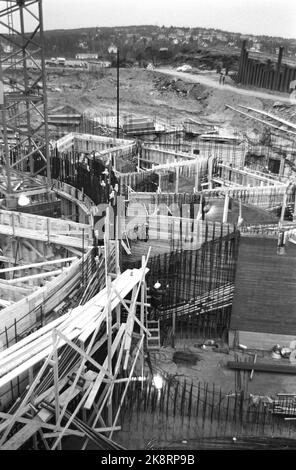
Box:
176;29;185;37
75;53;99;60
202;34;213;42
77;41;88;50
159;47;170;59
250;43;262;53
216;33;228;42
108;44;118;54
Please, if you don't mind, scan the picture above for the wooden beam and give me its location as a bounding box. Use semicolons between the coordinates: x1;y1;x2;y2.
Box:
110;335;144;439
3;269;65;284
51;384;93;450
42;430;84;439
93;426;121;433
84;341;126;448
55;305;110;429
0;422;42;450
226;104;296;137
22;240;47;261
223;192;230;224
0;411;83;438
0;257;77;274
66;246;84;257
0;298;14;307
55;329;114;381
0;281;35;294
238;105;296;131
228;361;296;374
84;324;126;410
0;347;56;447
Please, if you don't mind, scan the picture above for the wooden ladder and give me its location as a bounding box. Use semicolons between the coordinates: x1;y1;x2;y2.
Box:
146;320;160;350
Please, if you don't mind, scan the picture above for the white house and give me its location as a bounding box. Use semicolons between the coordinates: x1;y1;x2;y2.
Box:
108;44;118;54
76;53;99;60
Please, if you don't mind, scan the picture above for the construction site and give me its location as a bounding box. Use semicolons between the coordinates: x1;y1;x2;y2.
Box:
1;0;296;452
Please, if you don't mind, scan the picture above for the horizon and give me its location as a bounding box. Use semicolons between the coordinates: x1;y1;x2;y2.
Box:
42;23;296;41
41;0;296;40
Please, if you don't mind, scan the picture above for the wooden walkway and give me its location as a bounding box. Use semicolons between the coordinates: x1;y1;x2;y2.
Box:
0;209;92;249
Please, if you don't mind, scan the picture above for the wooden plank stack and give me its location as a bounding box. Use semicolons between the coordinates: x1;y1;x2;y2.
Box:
0;267;148;389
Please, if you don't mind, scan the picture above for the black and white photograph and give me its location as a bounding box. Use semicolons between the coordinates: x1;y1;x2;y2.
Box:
0;0;296;456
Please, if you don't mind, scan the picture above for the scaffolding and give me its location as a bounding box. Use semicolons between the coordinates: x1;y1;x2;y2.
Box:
0;0;50;206
0;245;151;449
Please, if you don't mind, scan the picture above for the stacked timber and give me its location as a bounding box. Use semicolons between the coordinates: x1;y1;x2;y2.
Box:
0;267;148;390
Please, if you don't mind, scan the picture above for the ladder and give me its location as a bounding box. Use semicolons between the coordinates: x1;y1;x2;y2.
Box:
146;320;160;350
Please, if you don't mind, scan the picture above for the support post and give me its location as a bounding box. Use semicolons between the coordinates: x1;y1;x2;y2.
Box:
107;276;113;427
104;207;110;287
52;329;62;450
279;156;285;179
117;48;120;138
115;220;121;326
194;158;199;192
38;0;51;185
28;366;38;450
175;166;179;193
0;63;11;193
140;256;145;379
208;156;213;190
276;46;284;91
172;309;176;349
223;192;229;224
280;191;288;224
19;2;33;174
158;173;162;193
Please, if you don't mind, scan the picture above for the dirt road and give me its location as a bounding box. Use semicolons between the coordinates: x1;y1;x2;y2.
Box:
157;67;292;104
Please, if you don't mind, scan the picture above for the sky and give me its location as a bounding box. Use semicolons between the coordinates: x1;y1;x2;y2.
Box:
40;0;296;38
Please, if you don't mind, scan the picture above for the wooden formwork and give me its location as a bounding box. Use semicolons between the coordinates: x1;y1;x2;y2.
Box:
0;251;150;450
0;209;92;250
216;163;286;188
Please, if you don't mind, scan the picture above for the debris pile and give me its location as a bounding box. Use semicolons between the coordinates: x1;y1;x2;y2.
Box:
172;350;202;365
271;102;296;124
154;75;209;101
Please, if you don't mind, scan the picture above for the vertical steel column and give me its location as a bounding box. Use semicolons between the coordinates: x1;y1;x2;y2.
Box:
19;2;33;173
242;51;249;84
0;62;11;193
38;0;51;184
238;40;247;82
116;48;119;138
276;46;284;91
283;65;290;93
